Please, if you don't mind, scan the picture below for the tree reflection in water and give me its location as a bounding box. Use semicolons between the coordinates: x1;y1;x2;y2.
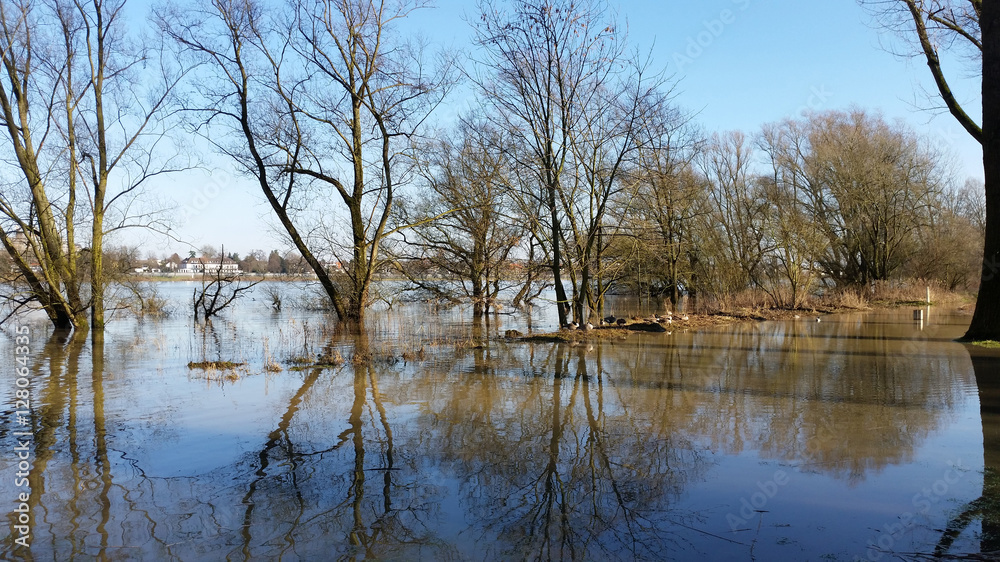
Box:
441;341;714;560
0;306;993;560
933;346;1000;558
615;319;966;483
232;329;446;560
2;331;172;559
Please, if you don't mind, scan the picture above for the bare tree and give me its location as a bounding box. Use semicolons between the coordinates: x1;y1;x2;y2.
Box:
472;0;659;325
810;110;941;285
0;0;183;336
193;251;259;320
394;118;524;316
472;0;622;326
561;68;663;323
161;0;452;325
908;189;984;290
755;131;827;308
859;0;1000;339
958;177;987;232
625;99;706;306
699;131;769;296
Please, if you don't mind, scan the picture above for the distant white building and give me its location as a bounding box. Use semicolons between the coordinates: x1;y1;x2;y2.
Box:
9;229;29;255
177;258;202;274
178;257;241;275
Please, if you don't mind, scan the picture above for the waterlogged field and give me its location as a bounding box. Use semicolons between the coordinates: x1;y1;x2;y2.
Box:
0;281;996;560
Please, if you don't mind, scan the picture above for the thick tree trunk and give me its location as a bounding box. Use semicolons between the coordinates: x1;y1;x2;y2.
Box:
967;3;1000;341
348;201;369;324
472;273;485;318
472;237;486;318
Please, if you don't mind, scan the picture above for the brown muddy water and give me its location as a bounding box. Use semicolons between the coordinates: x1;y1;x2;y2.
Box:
0;281;997;561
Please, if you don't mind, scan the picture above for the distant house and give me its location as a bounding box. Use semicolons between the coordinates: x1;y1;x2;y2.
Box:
178;257;242;275
177;258;203;274
10;229;29;255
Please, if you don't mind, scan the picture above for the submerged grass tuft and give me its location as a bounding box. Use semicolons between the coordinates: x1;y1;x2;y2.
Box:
288;349;346;370
186;360;247;382
401;347;426;361
187;360;245;369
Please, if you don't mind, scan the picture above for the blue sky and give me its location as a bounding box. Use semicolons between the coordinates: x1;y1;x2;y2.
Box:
142;0;984;257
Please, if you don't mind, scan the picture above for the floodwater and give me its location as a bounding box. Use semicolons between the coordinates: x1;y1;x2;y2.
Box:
1;281;997;561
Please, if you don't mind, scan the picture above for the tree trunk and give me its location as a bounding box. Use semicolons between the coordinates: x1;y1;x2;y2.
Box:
549;193;570;327
349;202;369;324
472;236;486;318
576;262;590;324
967;3;1000;341
472;273;485;318
91;208;105;336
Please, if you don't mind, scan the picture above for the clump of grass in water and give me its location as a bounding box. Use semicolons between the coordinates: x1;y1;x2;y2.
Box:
288;349;346;371
401;347;426;361
971;340;1000;349
187;360;245;369
318;349;345;365
262;336;283;372
352;350;374;365
187;361;245;382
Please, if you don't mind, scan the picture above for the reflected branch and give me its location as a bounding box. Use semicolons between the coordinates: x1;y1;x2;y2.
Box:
239;366;325;558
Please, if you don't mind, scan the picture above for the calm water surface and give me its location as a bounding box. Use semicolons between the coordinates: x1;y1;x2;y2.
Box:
0;282;997;561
